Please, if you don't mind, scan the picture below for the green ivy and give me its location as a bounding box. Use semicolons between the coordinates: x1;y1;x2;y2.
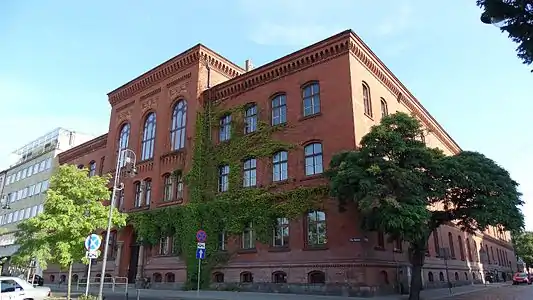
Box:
129;102;328;289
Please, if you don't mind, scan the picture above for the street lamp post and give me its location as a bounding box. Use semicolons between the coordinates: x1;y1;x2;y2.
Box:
97;149;137;300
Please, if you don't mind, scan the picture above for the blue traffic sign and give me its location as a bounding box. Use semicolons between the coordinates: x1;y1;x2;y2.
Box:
84;234;102;251
196;248;206;260
196;230;207;242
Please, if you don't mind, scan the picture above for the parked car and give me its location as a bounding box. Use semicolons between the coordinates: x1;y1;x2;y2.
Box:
512;272;531;285
0;276;51;300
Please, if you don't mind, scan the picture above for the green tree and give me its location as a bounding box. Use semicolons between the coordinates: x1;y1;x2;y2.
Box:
513;231;533;269
12;165;127;299
477;0;533;70
326;112;524;300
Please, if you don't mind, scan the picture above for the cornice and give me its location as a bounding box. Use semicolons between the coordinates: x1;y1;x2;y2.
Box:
107;44;244;107
58;134;108;164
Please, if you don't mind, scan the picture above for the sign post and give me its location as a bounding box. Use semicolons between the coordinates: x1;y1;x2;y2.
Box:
195;230;207;298
84;234;102;296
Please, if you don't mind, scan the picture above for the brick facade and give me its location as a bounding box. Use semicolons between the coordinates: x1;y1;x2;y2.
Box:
45;30;516;296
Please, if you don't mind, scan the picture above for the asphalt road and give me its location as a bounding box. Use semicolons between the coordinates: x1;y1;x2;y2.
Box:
449;283;533;300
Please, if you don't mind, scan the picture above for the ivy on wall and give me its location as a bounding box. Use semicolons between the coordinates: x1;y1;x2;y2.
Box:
129;101;329;289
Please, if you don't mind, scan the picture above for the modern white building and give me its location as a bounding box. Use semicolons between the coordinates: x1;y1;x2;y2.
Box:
0;128;93;275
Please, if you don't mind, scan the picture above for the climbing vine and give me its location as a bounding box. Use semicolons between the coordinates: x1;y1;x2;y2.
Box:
129;101;328;289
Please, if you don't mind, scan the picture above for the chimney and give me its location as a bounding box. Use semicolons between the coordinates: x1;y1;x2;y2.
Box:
245;59;254;72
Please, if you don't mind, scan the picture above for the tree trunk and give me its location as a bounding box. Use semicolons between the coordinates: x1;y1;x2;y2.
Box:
67;263;73;300
408;247;426;300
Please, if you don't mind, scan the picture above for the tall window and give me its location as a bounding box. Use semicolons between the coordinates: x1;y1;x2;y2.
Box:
118;123;130;167
380;98;388;118
134;182;143;207
88;161;96;177
307;211;327;246
117;190;124;211
273;217;289;247
458;236;465;260
377;231;385;249
362;82;372;117
271;94;287;125
175;174;184;199
218;165;229;192
272;151;288;182
448;232;455;258
242;223;255;249
433;230;440;256
219;115;231;141
244;104;257;134
141;113;156;160
304;143;323;176
466;239;473;261
485;244;490;264
170;100;187;150
243;158;257;187
144;179;152;206
163;175;172;202
159;237;169;255
302;82;320;116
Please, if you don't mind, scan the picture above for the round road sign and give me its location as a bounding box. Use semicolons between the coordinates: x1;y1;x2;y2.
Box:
196;230;207;242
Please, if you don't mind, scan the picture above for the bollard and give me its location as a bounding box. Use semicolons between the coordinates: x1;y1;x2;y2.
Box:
136;289;140;300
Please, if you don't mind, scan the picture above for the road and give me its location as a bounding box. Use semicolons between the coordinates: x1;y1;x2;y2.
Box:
449;283;533;300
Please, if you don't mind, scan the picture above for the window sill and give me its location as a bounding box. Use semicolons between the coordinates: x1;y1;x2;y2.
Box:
157;199;183;208
374;246;386;251
303;245;328;251
300;174;324;182
364;113;374;120
237;248;257;254
129;206;150;213
299;112;322;122
268;246;291;253
138;158;154;165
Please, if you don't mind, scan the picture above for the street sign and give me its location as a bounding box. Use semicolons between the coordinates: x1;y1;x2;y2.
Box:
197;242;206;249
84;234;102;251
196;230;207;242
86;251;99;259
196;248;206;260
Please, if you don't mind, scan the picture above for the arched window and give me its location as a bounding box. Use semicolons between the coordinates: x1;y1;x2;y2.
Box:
219;115;232;142
165;272;175;283
302;82;320;117
163;174;172;202
362;82;372;117
49;275;55;282
60;274;66;283
439;272;445;281
448;232;455;258
143;179;152;206
272;271;287;283
428;272;434;282
153;273;162;283
458;235;465;260
308;270;325;284
88;161;96;177
380;98;388;117
244;104;257;134
170;100;187;151
433;230;440;256
94;274;101;283
240;271;253;283
307;211;327;246
213;272;224;283
243;158;257;187
72;274;79;283
304;143;323;176
486;244;491;264
454;272;459;281
134;181;142;207
379;270;389;285
118;123;130;167
141;113;156;160
464;272;468;280
271;94;287;125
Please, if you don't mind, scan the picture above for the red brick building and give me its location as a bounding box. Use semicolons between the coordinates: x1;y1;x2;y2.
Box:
48;30;516;296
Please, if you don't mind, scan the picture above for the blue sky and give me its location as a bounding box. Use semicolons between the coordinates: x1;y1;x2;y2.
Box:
1;1;531;228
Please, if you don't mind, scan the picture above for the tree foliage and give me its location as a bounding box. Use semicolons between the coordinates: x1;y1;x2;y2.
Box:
326;112;524;299
12;164;127;269
477;0;533;70
513;231;533;268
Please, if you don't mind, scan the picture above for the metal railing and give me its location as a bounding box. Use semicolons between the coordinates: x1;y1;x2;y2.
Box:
75;276;128;295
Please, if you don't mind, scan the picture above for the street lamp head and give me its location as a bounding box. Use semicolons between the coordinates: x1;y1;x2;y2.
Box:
480;12;507;28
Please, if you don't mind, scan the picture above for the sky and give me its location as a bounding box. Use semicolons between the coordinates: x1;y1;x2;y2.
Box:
1;1;531;228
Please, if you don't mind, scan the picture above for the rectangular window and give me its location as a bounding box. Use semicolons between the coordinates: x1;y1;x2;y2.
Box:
377;231;385;249
218;165;229;192
31;206;38;217
175;175;184;199
27;166;33;177
244;105;257;134
144;180;152;206
134;182;143;207
307;211;327;246
24;207;30;219
394;238;403;251
243;158;257;187
304;143;323;176
28;185;35;197
41;180;49;192
16;171;21;181
13;211;18;222
272;151;288;182
39;161;46;172
272;218;289;247
241;223;255;249
33;164;39;174
271;94;287;125
163;176;172;202
46;157;52;169
21;168;27;179
302;83;320;116
22;187;28;199
219;115;232;142
159;237;169;255
18;210;23;221
218;231;227;251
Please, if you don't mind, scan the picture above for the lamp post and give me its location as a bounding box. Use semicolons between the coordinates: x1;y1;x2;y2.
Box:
97;149;137;300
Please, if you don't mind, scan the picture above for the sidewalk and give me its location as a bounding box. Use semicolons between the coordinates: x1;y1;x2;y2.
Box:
50;282;509;300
